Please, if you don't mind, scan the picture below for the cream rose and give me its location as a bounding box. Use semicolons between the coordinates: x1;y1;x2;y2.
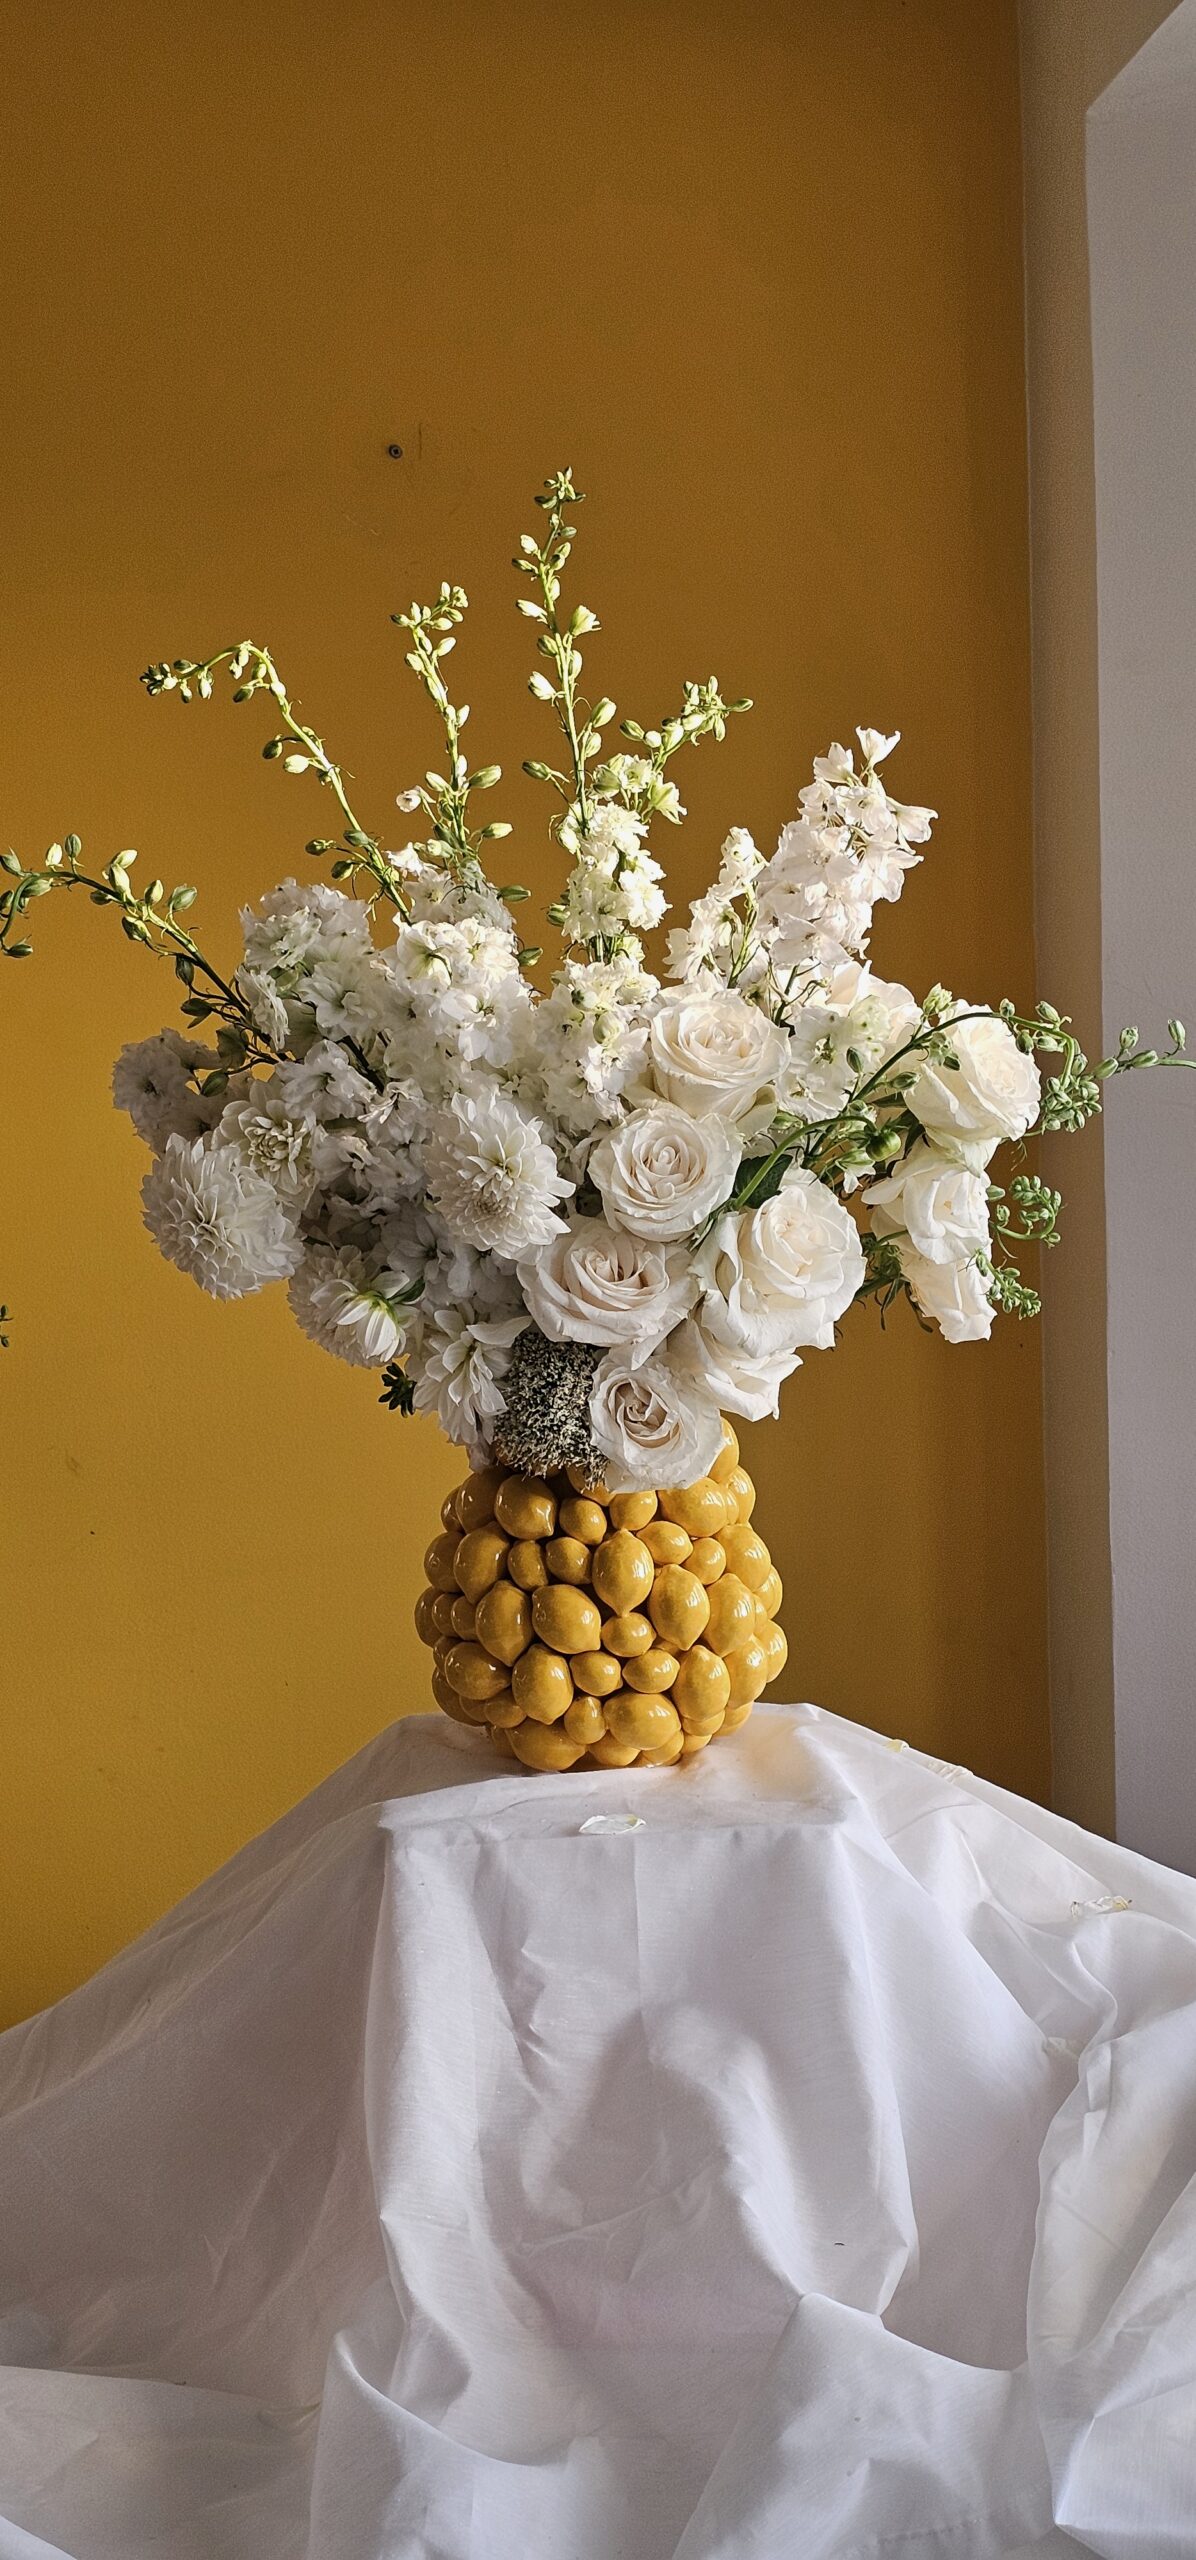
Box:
865;1142;990;1267
899;1244;994;1344
646;989;789;1122
588;1103;740;1242
671;1315;798;1422
517;1215;696;1368
907;1009;1041;1165
589;1348;724;1492
695;1166;866;1357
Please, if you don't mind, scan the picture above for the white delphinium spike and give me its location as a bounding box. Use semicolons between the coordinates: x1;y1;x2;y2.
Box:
665;827;764;986
755;729;935;979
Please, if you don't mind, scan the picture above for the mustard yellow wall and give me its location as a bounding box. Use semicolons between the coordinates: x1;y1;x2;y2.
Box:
0;0;1043;2025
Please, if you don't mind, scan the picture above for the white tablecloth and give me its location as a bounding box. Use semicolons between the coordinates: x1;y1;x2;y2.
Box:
1;1703;1194;2560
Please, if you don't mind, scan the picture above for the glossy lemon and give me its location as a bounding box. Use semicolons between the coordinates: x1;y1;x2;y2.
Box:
455;1464;507;1531
508;1538;549;1591
591;1530;655;1614
510;1720;583;1772
453;1527;511;1603
606;1691;683;1753
558;1495;607;1547
531;1583;602;1657
474;1581;532;1666
639;1520;694;1568
444;1641;510;1703
621;1647;679;1694
512;1644;574;1723
608;1489;658;1532
648;1565;710;1650
570;1649;623;1697
494;1475;557;1541
703;1574;758;1657
601;1610;655;1659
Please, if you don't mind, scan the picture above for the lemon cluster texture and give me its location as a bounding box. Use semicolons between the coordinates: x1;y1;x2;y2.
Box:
414;1423;786;1769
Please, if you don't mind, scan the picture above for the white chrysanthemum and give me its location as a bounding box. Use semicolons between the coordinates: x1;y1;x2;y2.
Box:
589;1348;724;1492
423;1087;573;1259
112;1031;224;1153
213;1089;314;1200
141;1135;302;1300
288;1245;416;1367
412;1304;526;1463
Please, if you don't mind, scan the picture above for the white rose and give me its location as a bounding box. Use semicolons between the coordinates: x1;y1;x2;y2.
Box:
671;1316;797;1422
907;1009;1041;1165
865;1142;990;1267
646;989;789;1122
589;1103;740;1242
589;1349;724;1492
900;1245;994;1344
517;1216;696;1368
695;1166;866;1357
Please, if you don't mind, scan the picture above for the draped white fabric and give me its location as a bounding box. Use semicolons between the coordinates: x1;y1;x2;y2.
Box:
1;1702;1194;2560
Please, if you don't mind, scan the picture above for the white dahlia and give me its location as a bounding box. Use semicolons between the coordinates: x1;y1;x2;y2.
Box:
424;1088;572;1260
141;1135;302;1300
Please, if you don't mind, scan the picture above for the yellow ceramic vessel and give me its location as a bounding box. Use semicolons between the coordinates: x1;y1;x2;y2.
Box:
414;1422;787;1770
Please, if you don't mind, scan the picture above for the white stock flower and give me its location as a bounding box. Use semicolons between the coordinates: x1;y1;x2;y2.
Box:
288;1245;416;1366
900;1244;995;1344
241;879;373;978
521;954;656;1137
907;1008;1041;1165
424;1087;572;1259
670;1316;797;1421
112;1031;223;1153
412;1304;526;1464
695;1167;865;1357
645;988;788;1121
865;1141;990;1266
141;1134;302;1300
589;1348;724;1492
589;1103;740;1241
517;1216;696;1366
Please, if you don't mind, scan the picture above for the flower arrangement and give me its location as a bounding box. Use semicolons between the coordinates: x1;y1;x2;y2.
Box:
4;469;1191;1501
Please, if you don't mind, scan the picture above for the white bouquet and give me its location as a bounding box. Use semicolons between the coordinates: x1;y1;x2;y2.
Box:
5;470;1190;1491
